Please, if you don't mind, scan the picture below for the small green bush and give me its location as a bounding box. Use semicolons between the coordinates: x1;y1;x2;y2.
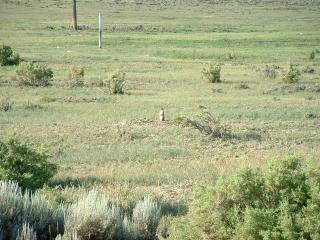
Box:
107;70;126;94
0;139;57;190
171;157;320;240
67;66;85;87
202;64;221;83
309;50;315;60
16;62;53;87
0;45;20;66
282;65;300;84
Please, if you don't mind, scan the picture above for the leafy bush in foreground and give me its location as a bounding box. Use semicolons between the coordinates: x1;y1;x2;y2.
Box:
0;139;57;190
0;45;20;66
171;157;320;240
16;62;53;86
0;181;64;240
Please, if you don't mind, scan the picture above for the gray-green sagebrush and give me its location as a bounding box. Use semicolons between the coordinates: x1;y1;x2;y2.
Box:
0;181;162;240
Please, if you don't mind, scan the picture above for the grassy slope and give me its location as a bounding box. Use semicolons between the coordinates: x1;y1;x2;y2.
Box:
0;0;320;205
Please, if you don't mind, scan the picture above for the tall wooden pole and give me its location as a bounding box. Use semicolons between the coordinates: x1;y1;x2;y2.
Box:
73;0;78;30
99;13;102;48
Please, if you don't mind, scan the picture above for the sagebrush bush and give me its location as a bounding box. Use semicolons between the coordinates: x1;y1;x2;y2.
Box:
63;190;124;240
0;183;162;240
61;191;161;240
282;65;300;83
107;70;126;94
0;44;20;66
187;111;231;139
16;223;37;240
201;64;221;83
262;65;278;79
16;62;53;86
132;197;161;240
172;157;320;240
0;180;64;240
67;66;85;87
0;139;57;190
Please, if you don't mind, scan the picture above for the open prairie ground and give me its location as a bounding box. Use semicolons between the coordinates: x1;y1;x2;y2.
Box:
0;0;320;214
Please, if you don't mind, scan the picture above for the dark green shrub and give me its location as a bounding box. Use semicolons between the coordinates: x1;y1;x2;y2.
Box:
309;51;315;60
172;157;320;240
67;66;85;87
202;64;221;83
16;62;53;86
282;65;300;84
107;70;126;94
0;45;20;66
0;139;57;190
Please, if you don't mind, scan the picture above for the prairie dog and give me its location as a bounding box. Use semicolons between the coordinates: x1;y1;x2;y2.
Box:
159;108;165;122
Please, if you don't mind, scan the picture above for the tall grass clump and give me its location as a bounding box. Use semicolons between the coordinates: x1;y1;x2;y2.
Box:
0;180;64;240
67;66;85;87
0;45;20;66
309;50;315;60
202;64;221;83
0;139;57;190
15;62;53;86
107;70;126;94
0;95;13;112
16;223;37;240
171;157;320;240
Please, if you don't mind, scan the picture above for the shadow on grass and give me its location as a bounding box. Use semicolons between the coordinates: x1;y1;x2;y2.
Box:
48;176;106;188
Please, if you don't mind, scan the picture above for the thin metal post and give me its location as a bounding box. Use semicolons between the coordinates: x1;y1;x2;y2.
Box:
99;13;102;48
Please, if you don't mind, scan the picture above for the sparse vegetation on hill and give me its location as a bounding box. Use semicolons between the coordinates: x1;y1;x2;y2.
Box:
0;0;319;239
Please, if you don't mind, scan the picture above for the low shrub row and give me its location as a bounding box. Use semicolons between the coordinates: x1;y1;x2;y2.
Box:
0;181;162;240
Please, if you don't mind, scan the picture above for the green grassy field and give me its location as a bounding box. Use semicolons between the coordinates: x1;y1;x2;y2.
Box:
0;0;320;229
